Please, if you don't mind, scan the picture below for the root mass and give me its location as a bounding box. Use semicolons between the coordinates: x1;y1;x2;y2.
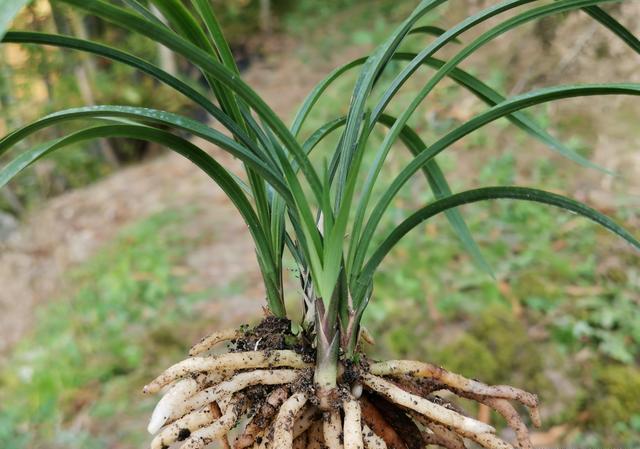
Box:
145;319;539;449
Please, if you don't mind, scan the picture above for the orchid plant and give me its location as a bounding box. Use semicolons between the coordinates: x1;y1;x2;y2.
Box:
1;1;639;448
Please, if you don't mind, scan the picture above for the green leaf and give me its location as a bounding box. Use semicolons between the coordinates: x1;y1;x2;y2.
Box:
3;32;282;270
297;113;493;280
0;0;28;38
372;0;540;123
378;114;494;278
148;0;244;143
2;32;244;143
0;124;286;316
334;0;444;207
59;0;323;202
192;0;240;75
59;0;325;282
367;0;630;162
294;51;604;174
121;0;166;26
357;186;640;295
359;1;626;246
416;54;611;174
409;25;462;43
351;83;640;294
0;105;291;203
583;5;640;54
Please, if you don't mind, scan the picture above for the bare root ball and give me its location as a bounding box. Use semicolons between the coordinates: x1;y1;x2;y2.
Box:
144;321;540;449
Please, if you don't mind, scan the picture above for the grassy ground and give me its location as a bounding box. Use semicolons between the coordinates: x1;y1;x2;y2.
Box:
0;209;202;448
1;2;639;448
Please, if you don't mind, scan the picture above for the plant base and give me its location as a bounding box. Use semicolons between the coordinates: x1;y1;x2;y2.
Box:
144;318;539;449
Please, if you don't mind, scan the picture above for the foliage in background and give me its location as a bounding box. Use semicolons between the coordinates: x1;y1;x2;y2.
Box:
0;1;195;214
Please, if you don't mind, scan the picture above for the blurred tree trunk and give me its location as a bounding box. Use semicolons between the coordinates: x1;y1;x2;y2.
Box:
260;0;272;34
150;5;178;76
50;1;119;167
28;4;55;100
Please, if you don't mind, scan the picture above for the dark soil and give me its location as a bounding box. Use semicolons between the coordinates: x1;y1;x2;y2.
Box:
230;315;316;364
231;316;294;353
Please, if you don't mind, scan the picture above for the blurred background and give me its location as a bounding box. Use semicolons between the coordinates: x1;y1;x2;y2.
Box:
1;1;639;447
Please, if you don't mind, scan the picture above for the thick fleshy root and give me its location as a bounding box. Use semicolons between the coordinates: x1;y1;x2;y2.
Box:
143;350;310;394
189;328;243;356
343;398;364;449
145;326;540;449
323;409;343;449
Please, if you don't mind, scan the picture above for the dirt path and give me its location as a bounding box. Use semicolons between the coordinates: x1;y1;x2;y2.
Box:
0;36;343;355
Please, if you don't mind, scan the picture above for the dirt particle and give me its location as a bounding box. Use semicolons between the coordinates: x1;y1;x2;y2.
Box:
177;428;191;441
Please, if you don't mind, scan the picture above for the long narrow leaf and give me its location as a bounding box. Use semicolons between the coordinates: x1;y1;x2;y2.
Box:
58;0;323;203
0;124;286;315
351;83;640;293
2;32;252;147
300;113;493;279
357;1;626;271
583;5;640;54
122;0;166;26
371;0;539;123
192;0;240;75
0;105;292;202
334;0;444;208
367;1;626;188
356;186;640;295
292;50;604;173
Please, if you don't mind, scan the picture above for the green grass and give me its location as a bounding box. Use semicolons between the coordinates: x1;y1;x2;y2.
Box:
0;208;215;449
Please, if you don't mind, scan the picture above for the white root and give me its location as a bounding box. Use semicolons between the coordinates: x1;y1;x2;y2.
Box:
179;396;245;449
271;392;308;449
190;328;243;356
144;350;310;394
148;371;231;434
209;401;232;449
151;407;214;449
475;396;533;449
164;370;301;426
471;432;515;449
411;401;515;449
307;420;325;449
414;408;514;449
148;377;199;434
292;405;319;439
323;409;343;449
343;398;364;449
362;425;387;449
235;387;290;449
215;370;299;398
369;361;538;409
362;373;495;436
452;387;536;448
292;431;308;449
426;422;466;449
411;412;466;449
